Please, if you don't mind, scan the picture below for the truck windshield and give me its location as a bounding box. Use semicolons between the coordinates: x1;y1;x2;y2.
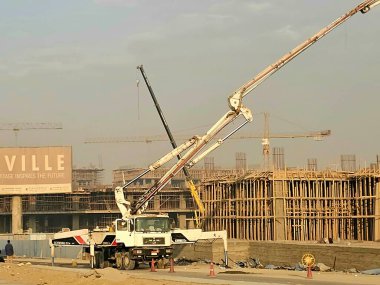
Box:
116;220;129;231
135;217;170;233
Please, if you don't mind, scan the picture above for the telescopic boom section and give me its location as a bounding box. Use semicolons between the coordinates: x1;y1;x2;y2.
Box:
130;109;251;215
128;0;378;215
228;0;380;111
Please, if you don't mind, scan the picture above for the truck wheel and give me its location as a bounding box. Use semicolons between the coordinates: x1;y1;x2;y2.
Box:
115;253;123;270
157;258;165;269
123;252;136;270
95;251;105;269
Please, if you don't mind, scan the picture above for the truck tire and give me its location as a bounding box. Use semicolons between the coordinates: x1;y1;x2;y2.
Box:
123;252;136;270
157;258;166;269
115;252;123;270
94;251;105;269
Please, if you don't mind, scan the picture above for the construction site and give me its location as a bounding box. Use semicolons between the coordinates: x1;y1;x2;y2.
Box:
1;1;380;284
1;156;380;242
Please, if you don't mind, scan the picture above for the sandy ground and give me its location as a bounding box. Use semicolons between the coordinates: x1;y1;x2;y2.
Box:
0;258;380;285
0;261;199;285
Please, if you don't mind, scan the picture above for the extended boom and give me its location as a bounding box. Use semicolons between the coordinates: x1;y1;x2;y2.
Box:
122;0;378;216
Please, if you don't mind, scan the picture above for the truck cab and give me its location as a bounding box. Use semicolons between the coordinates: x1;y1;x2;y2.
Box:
114;214;173;269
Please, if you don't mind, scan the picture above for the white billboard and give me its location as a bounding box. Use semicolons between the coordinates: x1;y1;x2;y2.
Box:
0;146;72;194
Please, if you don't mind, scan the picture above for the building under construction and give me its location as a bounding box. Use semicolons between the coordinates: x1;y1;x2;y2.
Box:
1;158;379;242
0;167;201;233
201;168;380;242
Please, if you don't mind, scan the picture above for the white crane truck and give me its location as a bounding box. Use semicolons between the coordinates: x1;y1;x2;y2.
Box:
51;0;379;270
51;160;228;270
51;212;227;269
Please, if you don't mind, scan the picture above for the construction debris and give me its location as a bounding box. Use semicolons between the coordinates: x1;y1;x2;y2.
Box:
361;268;380;275
314;263;332;272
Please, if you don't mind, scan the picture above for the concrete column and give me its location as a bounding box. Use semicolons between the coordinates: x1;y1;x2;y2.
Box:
375;182;380;242
72;214;80;230
0;216;8;233
273;181;286;241
187;217;195;229
72;196;80;211
27;215;37;233
179;193;186;210
11;196;23;234
154;196;160;211
44;216;49;232
178;213;187;229
29;196;36;211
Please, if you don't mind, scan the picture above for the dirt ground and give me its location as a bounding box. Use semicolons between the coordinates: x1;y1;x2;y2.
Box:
0;261;198;285
1;258;380;285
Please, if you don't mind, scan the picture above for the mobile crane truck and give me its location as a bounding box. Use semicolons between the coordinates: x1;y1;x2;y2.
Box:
51;180;227;270
51;0;379;270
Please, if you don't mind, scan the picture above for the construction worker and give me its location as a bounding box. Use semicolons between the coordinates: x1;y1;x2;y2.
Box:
5;240;14;263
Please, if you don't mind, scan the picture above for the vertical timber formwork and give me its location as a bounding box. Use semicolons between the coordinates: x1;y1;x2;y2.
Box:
375;180;380;241
202;173;274;241
273;177;286;240
201;169;379;242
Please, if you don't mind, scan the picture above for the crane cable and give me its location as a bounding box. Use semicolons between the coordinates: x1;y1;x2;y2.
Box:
136;69;140;120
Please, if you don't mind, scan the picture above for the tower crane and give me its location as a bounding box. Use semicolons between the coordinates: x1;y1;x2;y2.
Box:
85;128;331;171
0;122;63;146
84;130;331;144
84;113;331;171
260;112;331;170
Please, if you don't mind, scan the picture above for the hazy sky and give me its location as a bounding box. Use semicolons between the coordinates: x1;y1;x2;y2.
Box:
1;0;379;183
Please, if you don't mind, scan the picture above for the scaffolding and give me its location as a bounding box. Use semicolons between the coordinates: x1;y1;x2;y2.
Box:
2;167;379;239
0;185;197;233
201;169;380;242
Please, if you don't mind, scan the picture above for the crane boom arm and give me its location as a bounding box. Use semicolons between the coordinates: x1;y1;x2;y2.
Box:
0;122;63;130
84;129;331;143
119;0;378;217
137;64;205;214
137;65;179;153
130;108;252;215
228;0;379;111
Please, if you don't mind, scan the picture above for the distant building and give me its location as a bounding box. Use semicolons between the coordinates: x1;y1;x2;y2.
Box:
72;168;104;191
0;167;210;233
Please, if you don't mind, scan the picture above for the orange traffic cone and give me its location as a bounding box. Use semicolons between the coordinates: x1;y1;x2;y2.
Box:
150;258;157;272
208;261;216;277
307;266;312;279
169;257;175;273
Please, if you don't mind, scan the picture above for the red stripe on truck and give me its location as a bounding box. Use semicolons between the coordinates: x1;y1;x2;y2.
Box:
74;235;86;245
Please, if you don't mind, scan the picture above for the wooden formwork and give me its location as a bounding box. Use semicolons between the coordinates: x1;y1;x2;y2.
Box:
200;169;380;242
